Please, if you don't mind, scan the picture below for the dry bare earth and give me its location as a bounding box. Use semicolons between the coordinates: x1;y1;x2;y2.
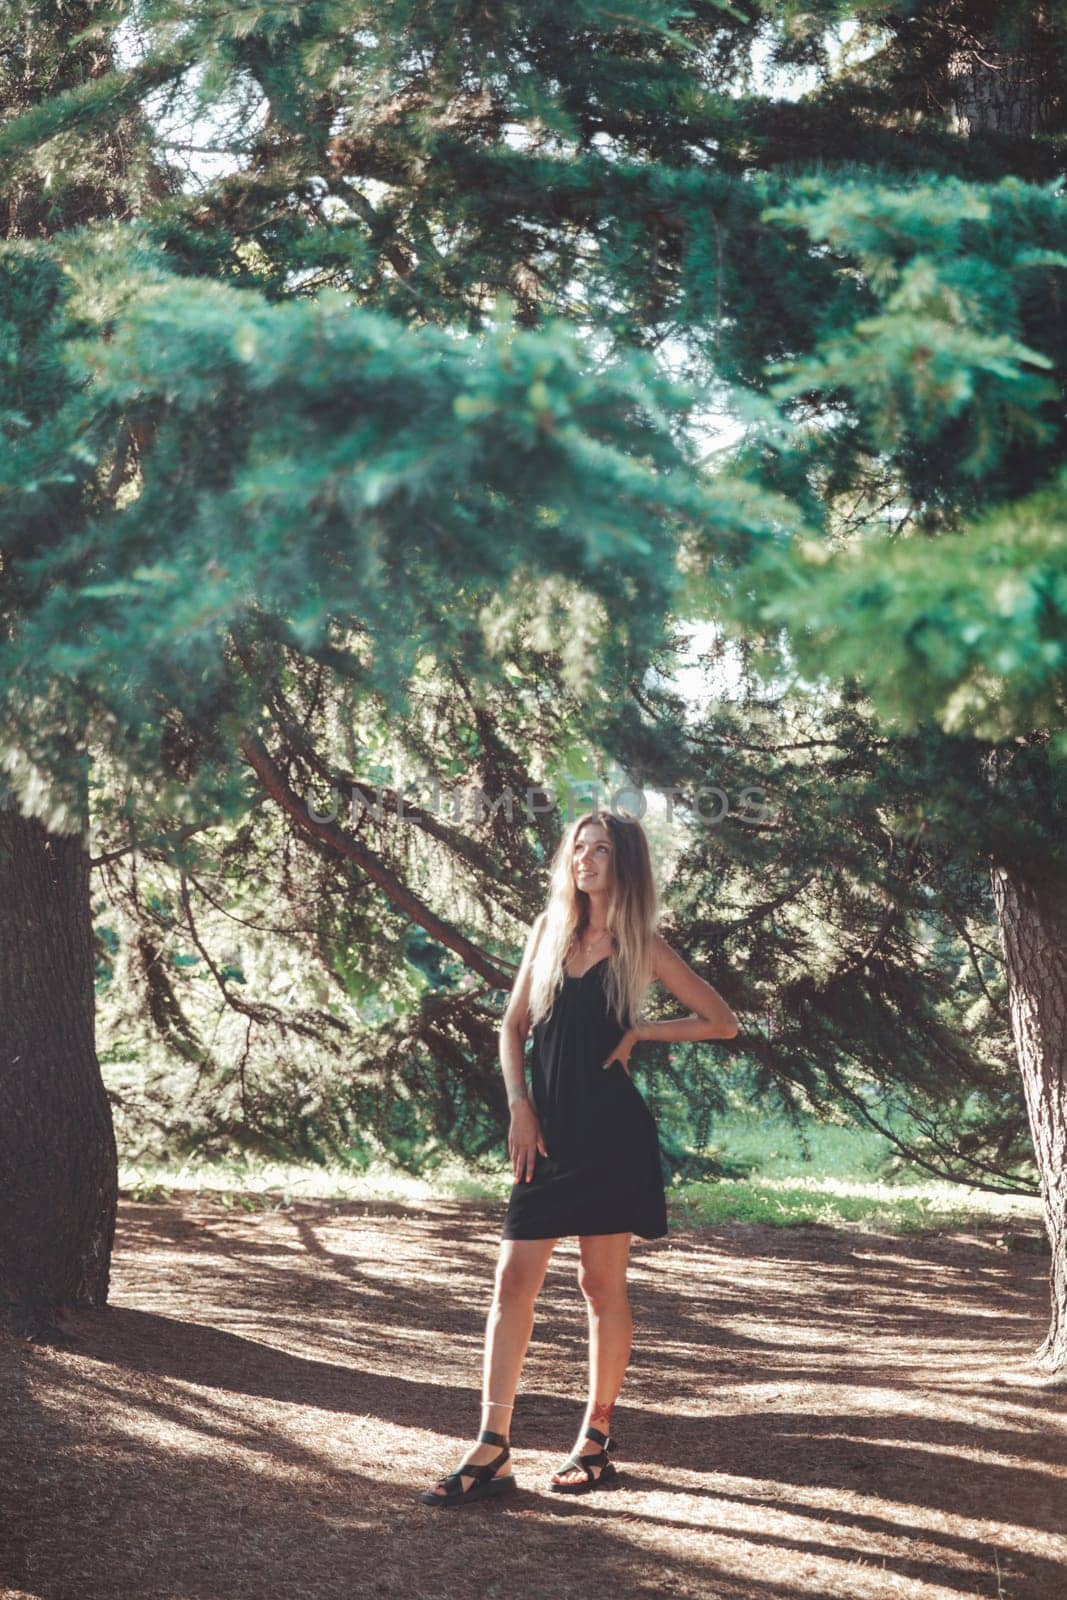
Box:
1;1196;1065;1600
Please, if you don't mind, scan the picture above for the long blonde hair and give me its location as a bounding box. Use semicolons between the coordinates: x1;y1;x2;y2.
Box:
527;809;660;1031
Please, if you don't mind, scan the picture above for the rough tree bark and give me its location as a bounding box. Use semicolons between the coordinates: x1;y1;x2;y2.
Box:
940;12;1067;1379
983;736;1067;1379
0;3;148;1341
989;857;1067;1374
0;783;118;1339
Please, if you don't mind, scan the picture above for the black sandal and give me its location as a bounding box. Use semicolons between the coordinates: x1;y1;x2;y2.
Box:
419;1428;518;1508
548;1425;620;1494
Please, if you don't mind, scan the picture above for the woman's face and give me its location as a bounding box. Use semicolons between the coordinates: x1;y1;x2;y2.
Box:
572;824;614;894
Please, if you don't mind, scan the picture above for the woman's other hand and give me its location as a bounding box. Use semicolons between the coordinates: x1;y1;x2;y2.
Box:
508;1098;548;1183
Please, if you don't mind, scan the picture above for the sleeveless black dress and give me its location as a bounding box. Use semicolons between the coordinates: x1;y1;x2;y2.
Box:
501;957;669;1241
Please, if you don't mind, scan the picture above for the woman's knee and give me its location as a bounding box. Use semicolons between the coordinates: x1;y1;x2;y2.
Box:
494;1246;552;1306
493;1265;540;1308
576;1266;628;1306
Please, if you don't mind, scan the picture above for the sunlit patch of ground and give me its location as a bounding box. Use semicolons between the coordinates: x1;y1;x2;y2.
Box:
1;1194;1063;1600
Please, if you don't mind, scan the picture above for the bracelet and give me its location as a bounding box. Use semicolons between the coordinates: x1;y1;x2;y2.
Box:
507;1088;529;1108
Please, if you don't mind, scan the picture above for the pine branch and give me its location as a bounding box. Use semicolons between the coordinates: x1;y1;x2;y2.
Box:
237;730;517;988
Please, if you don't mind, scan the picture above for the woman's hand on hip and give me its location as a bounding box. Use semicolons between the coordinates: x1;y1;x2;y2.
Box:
601;1029;638;1076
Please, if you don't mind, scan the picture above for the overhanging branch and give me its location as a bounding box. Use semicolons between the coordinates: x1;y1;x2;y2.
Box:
238;730;516;989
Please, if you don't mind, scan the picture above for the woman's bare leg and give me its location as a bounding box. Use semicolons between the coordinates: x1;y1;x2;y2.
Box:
425;1236;558;1496
551;1232;632;1486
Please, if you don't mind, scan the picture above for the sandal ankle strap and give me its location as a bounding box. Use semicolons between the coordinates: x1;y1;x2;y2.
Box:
478;1427;509;1447
438;1445;509;1492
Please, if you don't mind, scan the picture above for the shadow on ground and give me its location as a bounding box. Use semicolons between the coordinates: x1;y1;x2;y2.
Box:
1;1194;1064;1600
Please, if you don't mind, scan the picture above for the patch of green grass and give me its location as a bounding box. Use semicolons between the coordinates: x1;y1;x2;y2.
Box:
703;1110;899;1183
120;1113;1043;1237
118;1154;505;1210
674;1109;1041;1232
668;1173;1042;1234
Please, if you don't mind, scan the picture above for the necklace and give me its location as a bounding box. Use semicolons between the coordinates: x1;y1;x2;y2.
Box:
581;928;611;954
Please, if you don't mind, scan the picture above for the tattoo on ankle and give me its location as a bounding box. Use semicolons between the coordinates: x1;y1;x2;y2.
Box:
588;1400;613;1432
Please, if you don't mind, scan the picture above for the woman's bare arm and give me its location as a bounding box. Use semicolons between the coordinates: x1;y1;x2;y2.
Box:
634;936;738;1043
500;911;547;1107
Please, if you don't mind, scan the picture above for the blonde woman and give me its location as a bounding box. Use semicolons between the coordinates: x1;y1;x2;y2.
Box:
420;809;738;1507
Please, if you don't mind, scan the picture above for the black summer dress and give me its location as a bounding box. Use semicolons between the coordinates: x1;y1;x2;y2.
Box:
501;956;669;1241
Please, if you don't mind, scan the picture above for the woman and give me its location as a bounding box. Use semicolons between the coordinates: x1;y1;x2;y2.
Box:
420;809;738;1507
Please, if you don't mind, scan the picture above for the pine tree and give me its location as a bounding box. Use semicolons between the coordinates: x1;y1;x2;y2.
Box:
1;0;749;1332
712;6;1067;1379
2;1;1066;1379
0;0;163;1338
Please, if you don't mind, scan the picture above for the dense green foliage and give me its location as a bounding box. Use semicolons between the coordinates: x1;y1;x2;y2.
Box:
3;1;1064;1193
1;229;712;827
736;172;1067;749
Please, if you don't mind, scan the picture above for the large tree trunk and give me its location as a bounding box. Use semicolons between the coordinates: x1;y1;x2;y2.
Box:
943;13;1067;1379
0;790;117;1339
990;860;1067;1374
0;7;132;1345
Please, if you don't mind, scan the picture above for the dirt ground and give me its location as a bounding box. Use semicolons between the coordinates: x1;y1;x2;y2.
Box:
1;1194;1065;1600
